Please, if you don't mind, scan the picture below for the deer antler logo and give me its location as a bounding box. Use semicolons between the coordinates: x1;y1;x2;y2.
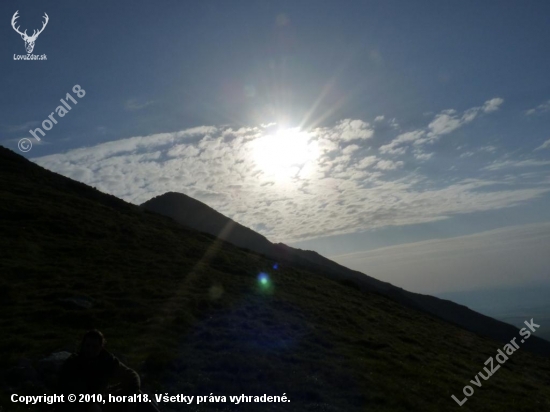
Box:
11;11;49;54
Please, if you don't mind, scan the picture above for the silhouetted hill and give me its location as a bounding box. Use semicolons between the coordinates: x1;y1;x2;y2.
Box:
1;146;549;411
142;192;275;256
142;191;550;357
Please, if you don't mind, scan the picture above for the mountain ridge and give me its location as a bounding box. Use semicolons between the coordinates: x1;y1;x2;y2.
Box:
142;191;550;356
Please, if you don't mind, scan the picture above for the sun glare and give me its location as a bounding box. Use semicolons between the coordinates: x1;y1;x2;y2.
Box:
252;128;319;181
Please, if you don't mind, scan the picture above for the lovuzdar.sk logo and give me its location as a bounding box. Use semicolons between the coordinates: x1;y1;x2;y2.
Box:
11;10;49;61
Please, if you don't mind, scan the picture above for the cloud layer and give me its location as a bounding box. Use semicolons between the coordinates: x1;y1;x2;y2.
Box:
33;98;550;243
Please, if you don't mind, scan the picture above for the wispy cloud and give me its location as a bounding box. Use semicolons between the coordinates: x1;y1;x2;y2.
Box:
459;145;497;158
4;121;40;133
535;138;550;151
483;159;550;171
428;109;463;137
479;145;497;153
426;97;503;139
379;97;504;153
482;98;504;113
379;130;424;154
124;99;155;111
2;137;49;146
414;152;433;161
526;100;550;116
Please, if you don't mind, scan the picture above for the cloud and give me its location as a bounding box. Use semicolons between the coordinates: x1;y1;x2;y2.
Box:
2;137;49;146
355;156;378;169
459;152;474;158
479;145;497;153
379;130;424;153
342;144;360;155
526;100;550;116
375;159;404;170
387;147;407;156
428;110;462;136
482;98;504;113
483;159;550;171
4;121;41;133
260;122;277;128
333;119;373;141
32;116;549;243
125;99;155;111
459;146;497;158
535;138;550;151
427;97;503;138
378;98;503;154
379;144;407;155
414;152;433;161
374;115;385;122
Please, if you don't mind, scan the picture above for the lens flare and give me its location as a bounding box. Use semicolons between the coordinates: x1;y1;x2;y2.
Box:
258;272;271;291
258;272;269;284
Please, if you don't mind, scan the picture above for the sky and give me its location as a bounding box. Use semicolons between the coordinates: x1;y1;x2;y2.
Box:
1;0;550;295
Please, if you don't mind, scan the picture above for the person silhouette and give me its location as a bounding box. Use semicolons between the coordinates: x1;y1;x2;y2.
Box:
58;330;159;412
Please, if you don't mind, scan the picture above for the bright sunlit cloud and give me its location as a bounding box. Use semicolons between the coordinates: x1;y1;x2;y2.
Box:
251;128;319;181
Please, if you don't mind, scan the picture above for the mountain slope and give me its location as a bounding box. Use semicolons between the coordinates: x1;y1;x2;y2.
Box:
1;146;549;412
141;192;275;257
142;192;550;357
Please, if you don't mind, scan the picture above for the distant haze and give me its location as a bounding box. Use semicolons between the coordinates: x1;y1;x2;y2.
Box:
330;223;550;294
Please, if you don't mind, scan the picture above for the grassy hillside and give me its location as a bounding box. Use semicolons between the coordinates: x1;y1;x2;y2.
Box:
141;192;550;357
1;146;549;411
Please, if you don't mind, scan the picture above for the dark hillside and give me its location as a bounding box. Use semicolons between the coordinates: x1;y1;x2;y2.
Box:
1;146;549;411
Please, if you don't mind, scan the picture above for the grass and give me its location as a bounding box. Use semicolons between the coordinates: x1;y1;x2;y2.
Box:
0;146;549;411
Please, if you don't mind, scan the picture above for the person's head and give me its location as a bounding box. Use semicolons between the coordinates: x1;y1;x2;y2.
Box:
80;329;105;358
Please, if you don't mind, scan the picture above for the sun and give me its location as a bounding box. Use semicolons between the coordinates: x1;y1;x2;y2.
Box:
251;128;319;181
